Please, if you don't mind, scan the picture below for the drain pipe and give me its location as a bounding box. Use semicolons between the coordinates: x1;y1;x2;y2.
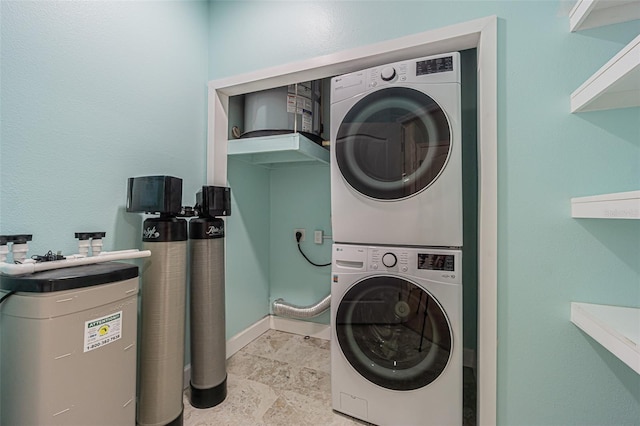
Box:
272;294;331;319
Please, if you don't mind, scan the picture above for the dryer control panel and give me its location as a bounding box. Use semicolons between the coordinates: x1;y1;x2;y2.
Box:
330;52;460;104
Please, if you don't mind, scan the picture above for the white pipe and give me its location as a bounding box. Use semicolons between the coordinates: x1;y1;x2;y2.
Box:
11;243;29;264
0;245;8;264
98;249;139;256
0;250;151;276
91;238;103;256
78;240;90;257
272;294;331;319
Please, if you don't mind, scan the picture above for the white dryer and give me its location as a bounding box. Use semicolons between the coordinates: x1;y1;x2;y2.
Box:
330;52;462;247
331;243;462;426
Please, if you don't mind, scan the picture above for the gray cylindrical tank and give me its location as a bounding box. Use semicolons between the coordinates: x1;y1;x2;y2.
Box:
137;217;187;426
243;81;322;142
0;263;139;426
188;217;227;408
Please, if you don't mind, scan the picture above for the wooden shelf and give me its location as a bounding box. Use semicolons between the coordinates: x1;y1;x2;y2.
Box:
571;302;640;374
569;0;640;32
227;133;329;169
571;190;640;219
571;34;640;112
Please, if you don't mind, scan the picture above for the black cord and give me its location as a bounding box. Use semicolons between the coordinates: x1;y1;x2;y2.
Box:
0;290;16;305
295;232;331;267
297;243;331;267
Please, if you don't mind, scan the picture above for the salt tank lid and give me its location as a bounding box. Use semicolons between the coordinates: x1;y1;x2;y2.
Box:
0;262;139;293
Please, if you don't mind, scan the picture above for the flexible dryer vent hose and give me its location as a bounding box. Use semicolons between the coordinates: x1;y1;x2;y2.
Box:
272;294;331;319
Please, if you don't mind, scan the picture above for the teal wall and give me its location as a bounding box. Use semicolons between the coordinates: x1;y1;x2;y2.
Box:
225;159;332;337
210;1;640;425
1;1;638;424
269;164;332;325
226;158;271;337
1;0;209;255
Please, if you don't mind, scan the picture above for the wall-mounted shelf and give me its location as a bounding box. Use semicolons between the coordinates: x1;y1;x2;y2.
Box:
571;302;640;374
227;133;329;169
569;0;640;32
571;190;640;219
571;34;640;112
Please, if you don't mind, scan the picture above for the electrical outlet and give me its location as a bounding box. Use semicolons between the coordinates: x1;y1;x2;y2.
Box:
294;228;305;242
314;230;323;244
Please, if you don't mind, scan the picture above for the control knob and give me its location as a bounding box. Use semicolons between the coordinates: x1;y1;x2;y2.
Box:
382;252;397;268
380;66;396;81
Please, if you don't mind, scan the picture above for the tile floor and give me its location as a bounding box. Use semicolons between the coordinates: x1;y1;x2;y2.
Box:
183;329;476;426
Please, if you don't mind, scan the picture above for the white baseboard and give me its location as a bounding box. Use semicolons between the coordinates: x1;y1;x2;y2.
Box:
184;315;272;389
269;316;330;340
226;315;271;358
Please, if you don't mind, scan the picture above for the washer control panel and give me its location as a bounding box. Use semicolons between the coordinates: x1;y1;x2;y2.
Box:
370;248;409;273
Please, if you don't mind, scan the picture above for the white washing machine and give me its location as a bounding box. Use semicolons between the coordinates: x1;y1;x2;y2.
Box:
330;52;462;247
331;244;462;426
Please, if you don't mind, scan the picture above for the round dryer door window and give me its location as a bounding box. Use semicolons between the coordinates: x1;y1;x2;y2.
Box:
335;275;453;391
335;87;451;200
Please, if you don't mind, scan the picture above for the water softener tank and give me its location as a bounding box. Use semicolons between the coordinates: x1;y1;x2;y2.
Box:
242;81;322;143
189;186;231;408
126;176;187;426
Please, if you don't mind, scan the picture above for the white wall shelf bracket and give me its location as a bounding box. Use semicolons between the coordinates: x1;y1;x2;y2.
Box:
571;34;640;113
571;190;640;219
227;133;329;169
571;302;640;374
569;0;640;32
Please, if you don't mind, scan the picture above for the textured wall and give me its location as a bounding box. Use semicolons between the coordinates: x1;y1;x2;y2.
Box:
209;1;640;424
1;1;209;255
225;158;272;337
269;164;332;326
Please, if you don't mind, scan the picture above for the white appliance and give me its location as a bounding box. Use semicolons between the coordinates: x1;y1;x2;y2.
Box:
331;244;462;426
330;52;462;247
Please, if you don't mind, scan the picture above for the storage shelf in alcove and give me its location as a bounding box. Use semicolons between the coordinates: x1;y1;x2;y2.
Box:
569;0;640;32
571;302;640;374
227;133;329;169
571;34;640;112
571;190;640;219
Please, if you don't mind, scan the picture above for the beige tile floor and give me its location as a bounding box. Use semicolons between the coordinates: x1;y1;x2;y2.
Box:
183;329;476;426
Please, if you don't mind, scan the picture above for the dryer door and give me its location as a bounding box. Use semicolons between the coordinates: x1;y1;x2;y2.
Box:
335;275;452;391
335;87;451;200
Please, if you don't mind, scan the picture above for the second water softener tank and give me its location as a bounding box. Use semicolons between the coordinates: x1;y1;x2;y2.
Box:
189;185;231;408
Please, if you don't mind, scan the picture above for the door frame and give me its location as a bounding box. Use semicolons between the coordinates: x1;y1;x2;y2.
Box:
207;15;498;425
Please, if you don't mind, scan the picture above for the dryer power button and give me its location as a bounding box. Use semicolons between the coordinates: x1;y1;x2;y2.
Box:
382;253;397;268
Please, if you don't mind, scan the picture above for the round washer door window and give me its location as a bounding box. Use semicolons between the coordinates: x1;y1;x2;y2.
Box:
335;87;451;200
335;276;452;391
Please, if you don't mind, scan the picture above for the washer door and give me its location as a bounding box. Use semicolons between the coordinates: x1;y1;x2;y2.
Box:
335;87;451;200
335;276;452;391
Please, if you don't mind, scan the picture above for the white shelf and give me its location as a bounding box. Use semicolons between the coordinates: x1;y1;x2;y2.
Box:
227;133;329;169
571;302;640;374
571;34;640;112
571;190;640;219
569;0;640;32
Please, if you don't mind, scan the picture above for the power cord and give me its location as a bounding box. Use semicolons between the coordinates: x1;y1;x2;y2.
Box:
296;231;331;267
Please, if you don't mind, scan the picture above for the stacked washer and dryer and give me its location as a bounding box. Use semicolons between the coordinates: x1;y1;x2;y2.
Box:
329;52;464;425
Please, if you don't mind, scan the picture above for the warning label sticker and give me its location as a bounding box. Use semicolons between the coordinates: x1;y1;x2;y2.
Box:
84;311;122;353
